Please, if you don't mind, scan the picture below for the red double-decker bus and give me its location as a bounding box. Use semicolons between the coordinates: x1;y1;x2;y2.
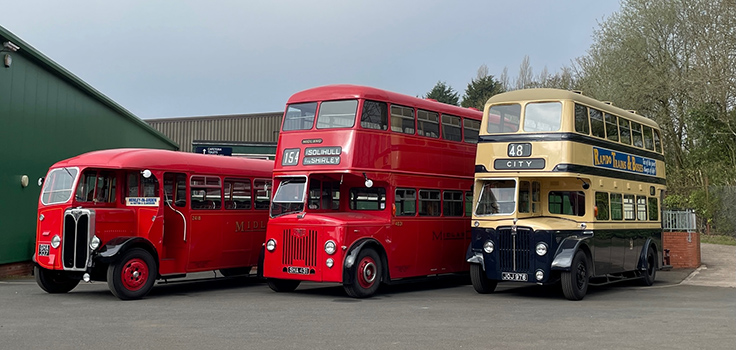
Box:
33;148;273;299
262;85;483;297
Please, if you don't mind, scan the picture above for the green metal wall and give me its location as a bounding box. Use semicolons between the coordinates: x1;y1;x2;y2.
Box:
0;27;178;265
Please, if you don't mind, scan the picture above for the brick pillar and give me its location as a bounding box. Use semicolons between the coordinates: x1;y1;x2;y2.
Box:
662;231;701;268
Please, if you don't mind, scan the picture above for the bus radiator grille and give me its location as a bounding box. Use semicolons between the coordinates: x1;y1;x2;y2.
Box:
498;227;531;272
281;229;318;267
62;210;92;271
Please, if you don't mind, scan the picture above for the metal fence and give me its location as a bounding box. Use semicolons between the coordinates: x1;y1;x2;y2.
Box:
663;210;697;232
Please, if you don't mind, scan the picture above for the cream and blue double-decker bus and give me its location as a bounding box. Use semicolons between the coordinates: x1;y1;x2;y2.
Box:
467;88;666;300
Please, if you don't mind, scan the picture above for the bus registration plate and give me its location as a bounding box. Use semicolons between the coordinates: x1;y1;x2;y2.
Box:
502;272;528;281
38;244;50;257
287;266;310;275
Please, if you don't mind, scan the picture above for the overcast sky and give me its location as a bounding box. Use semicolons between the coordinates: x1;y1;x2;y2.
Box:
3;0;620;119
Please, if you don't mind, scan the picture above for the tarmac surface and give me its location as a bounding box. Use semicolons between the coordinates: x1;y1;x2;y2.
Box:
679;243;736;288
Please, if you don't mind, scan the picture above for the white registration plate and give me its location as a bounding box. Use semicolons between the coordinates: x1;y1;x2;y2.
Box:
287;266;310;275
501;272;528;281
38;244;50;257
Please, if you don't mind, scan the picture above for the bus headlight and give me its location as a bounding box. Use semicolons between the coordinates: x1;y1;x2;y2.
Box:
324;240;336;255
535;242;548;256
474;221;480;227
483;240;494;254
535;270;545;281
89;236;101;250
326;258;334;268
51;235;61;249
266;239;277;252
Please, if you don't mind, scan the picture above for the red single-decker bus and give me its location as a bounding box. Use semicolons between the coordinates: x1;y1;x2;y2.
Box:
263;85;483;297
33;148;273;299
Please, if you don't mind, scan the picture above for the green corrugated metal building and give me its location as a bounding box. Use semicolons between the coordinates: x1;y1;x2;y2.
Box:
0;25;178;266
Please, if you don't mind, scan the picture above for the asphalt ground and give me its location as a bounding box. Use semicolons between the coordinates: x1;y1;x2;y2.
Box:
0;243;733;350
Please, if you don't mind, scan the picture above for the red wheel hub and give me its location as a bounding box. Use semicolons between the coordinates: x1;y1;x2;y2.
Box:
121;258;149;291
357;256;377;289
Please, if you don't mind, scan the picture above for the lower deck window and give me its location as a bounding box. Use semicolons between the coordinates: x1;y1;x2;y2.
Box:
548;191;585;216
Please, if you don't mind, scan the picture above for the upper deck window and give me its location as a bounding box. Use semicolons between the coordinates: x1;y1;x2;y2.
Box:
653;129;662;153
619;118;632;145
283;102;317;131
574;104;590;134
643;126;654;150
605;113;619;141
390;105;415;134
464;119;480;143
523;102;561;132
41;167;79;205
487;104;520;134
316;100;358;129
417;110;440;138
361;100;388;130
631;122;644;148
590;108;605;138
441;114;462;142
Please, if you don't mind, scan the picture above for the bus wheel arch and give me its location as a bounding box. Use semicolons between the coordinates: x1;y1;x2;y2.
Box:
343;239;387;298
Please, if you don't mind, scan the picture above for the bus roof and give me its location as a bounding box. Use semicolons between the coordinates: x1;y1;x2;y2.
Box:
485;88;659;129
50;148;274;177
287;84;482;119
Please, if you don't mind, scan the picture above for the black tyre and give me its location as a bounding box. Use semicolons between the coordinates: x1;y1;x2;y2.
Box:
470;264;498;294
107;248;157;300
640;247;657;286
34;266;80;294
561;250;589;301
219;267;252;277
267;278;301;292
343;248;382;298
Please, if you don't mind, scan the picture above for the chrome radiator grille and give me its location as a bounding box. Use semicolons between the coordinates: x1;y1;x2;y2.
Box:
498;227;531;272
62;209;94;271
281;229;318;267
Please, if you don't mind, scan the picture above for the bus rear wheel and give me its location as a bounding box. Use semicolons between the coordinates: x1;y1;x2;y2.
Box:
267;278;301;292
34;266;80;293
344;248;382;298
107;248;157;300
470;264;497;294
561;250;589;301
640;247;657;286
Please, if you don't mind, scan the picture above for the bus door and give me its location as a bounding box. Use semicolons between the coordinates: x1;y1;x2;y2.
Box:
186;175;224;270
391;188;420;278
162;173;189;272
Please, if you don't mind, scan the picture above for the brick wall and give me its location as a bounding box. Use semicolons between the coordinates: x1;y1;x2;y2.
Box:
662;231;701;268
0;262;33;279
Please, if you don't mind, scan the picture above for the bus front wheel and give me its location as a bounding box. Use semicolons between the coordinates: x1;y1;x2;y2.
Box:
344;248;382;298
107;248;157;300
470;264;497;294
561;250;589;301
267;278;301;292
35;266;80;293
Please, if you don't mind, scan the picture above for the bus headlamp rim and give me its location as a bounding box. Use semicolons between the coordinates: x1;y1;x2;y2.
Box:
51;235;61;249
324;240;336;255
535;242;548;256
266;239;277;252
89;235;101;250
483;240;494;254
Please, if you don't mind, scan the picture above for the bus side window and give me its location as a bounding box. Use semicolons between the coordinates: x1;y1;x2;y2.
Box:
254;179;271;210
464;191;473;216
595;192;610;220
190;176;221;210
443;190;463;217
395;188;416;216
648;197;659;221
390;105;415;134
225;178;252;210
361;100;388;130
623;194;635;220
636;195;647;221
590;108;605;138
164;173;187;207
418;189;440;216
574;104;590;134
610;193;623;220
